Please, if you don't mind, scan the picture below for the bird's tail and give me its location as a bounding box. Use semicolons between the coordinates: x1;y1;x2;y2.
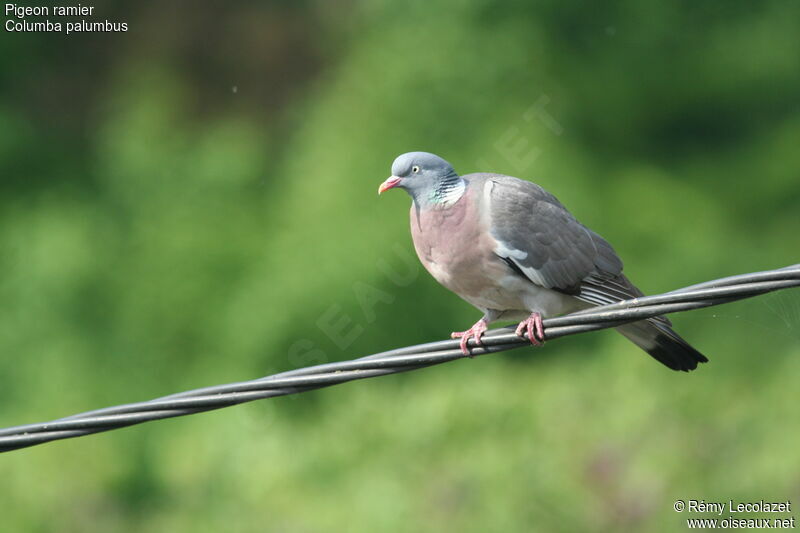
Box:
616;319;708;372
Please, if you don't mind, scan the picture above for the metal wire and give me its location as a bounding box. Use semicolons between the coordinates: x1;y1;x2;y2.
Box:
1;264;798;453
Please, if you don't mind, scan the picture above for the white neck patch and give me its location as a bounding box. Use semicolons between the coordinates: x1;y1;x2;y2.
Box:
438;178;466;207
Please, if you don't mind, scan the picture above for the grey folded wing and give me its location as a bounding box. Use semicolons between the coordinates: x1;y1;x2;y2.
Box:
480;174;670;325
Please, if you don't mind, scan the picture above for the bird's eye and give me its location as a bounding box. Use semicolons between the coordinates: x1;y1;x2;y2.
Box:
412;165;420;173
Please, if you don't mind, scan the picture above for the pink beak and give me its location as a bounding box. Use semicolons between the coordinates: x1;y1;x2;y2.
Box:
378;176;402;195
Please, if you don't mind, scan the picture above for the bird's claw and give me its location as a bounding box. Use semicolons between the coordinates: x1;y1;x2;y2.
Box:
515;312;545;346
451;318;489;356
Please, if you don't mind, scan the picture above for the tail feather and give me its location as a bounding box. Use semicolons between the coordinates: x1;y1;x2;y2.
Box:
616;319;708;372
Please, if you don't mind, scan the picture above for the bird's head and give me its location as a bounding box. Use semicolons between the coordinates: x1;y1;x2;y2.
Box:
378;152;460;204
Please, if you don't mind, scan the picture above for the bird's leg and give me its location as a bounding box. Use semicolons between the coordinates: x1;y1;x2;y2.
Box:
515;312;545;346
451;317;489;356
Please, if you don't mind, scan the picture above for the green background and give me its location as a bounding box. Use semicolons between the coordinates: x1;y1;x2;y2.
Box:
1;1;799;531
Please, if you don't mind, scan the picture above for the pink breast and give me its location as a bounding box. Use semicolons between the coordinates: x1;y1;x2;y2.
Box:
409;188;494;291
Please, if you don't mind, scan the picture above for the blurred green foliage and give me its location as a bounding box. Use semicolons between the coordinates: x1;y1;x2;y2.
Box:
1;1;799;531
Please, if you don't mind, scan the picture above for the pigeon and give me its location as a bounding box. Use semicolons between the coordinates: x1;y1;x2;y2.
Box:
378;151;707;371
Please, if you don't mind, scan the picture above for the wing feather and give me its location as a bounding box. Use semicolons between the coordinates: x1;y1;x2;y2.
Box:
474;173;665;322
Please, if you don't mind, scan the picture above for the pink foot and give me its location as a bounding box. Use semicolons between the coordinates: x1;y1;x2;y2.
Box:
515;312;545;346
451;318;489;356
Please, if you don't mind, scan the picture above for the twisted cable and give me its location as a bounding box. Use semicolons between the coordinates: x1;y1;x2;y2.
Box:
1;264;797;453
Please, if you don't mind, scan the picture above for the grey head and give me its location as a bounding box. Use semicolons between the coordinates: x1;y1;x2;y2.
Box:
378;152;463;207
